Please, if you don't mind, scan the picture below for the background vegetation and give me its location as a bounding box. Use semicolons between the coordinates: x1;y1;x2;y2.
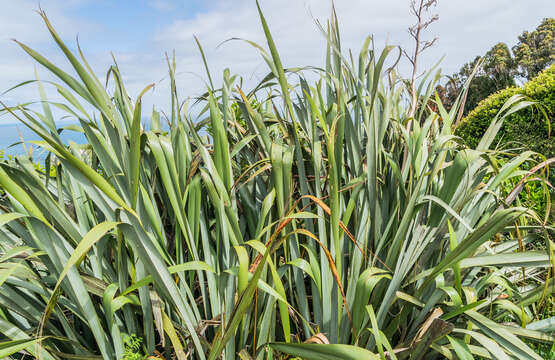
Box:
456;64;554;157
437;17;554;116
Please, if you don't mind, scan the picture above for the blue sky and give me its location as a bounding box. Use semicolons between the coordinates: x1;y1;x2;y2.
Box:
1;0;554;123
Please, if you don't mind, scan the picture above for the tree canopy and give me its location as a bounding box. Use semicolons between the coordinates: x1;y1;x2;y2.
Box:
438;17;554;115
514;18;555;80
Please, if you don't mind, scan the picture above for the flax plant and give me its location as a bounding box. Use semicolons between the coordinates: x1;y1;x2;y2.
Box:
0;3;553;360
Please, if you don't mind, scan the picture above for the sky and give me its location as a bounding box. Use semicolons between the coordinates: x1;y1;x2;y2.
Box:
0;0;553;123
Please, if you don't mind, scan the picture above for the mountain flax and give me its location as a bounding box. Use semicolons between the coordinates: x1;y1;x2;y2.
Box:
0;3;553;360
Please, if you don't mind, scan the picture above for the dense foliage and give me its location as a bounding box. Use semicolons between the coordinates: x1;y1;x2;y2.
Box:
456;64;554;158
514;18;555;81
439;43;518;115
438;17;554;115
0;5;553;360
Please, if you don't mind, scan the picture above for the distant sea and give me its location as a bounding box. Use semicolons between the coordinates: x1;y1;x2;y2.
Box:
0;122;85;160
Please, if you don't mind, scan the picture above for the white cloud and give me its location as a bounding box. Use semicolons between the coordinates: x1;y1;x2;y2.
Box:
1;0;554;124
149;0;554;111
0;0;100;116
147;0;413;112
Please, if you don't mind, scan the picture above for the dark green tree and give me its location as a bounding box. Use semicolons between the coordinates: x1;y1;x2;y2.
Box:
513;18;555;80
438;42;517;115
439;18;553;114
483;42;518;88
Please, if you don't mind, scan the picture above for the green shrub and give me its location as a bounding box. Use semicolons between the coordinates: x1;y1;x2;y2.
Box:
122;335;147;360
456;64;555;157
